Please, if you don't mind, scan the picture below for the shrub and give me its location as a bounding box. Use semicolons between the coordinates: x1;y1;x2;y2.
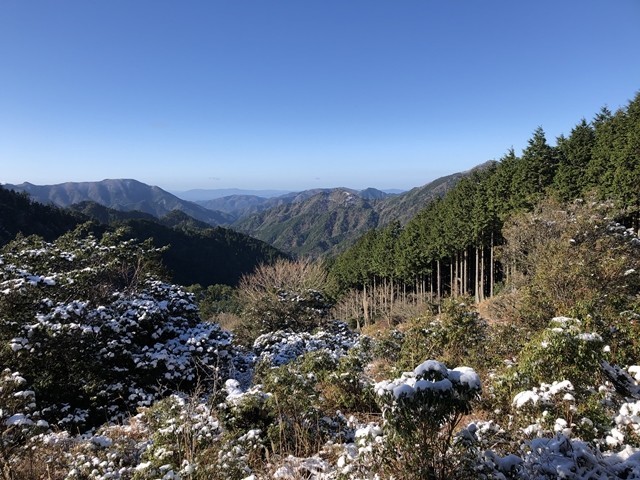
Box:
395;299;487;373
500;198;640;330
260;361;332;458
236;258;333;339
0;230;247;430
374;360;481;479
0;369;49;479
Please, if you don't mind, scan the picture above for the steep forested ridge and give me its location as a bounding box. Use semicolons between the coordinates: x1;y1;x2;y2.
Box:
117;218;284;287
234;172;469;258
0;187;86;244
332;93;640;308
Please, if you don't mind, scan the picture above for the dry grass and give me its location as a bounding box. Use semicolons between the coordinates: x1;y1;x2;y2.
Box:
213;312;243;332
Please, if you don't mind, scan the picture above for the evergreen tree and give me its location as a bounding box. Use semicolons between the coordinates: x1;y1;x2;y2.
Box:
511;127;559;209
586;106;617;198
554;119;595;201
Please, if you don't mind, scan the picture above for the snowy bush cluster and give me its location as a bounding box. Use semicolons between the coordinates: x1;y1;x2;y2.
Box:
3;229;640;479
0;232;250;430
252;320;358;367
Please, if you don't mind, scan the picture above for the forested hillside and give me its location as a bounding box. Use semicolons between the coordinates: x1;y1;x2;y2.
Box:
234;189;379;257
234;172;466;258
332;93;640;320
0;187;284;287
0;187;86;244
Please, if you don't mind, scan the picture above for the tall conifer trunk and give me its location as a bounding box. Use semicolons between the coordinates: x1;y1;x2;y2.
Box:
490;232;495;298
475;246;480;302
437;259;441;301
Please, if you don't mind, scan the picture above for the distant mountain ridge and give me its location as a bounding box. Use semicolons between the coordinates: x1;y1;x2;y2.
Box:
196;187;394;223
4;179;233;226
172;188;293;201
0;185;283;286
5;164;492;258
231;169;484;258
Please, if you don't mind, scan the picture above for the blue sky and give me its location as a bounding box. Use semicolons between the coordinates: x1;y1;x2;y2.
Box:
1;1;639;191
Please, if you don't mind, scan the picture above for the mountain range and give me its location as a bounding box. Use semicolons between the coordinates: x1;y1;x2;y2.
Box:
4;163;493;257
231;171;471;257
0;185;283;286
4;179;234;226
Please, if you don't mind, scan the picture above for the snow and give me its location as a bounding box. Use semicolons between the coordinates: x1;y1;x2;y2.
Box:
3;234;640;480
413;359;449;378
513;390;540;408
5;414;34;426
375;360;481;403
513;381;574;409
90;435;113;448
252;321;358;367
451;366;482;390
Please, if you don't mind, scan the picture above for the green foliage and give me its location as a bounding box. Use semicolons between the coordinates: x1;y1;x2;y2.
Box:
395;299;487;373
317;342;379;415
187;283;242;320
260;359;334;457
489;316;615;436
500;198;640;329
375;360;481;479
554;119;595;201
516;317;606;393
607;310;640;366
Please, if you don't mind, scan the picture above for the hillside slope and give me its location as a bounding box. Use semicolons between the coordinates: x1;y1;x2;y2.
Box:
0;185;86;244
0;186;283;286
234;170;476;258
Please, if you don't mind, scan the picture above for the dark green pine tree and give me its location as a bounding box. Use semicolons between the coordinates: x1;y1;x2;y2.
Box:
553;119;595;201
612;92;640;225
511;127;559;209
586;106;617;199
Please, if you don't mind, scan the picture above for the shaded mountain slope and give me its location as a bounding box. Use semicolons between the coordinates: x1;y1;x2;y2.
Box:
114;218;284;287
0;185;86;244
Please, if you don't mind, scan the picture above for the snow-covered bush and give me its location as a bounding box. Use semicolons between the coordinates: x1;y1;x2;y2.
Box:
493;317;607;408
374;360;482;479
0;369;49;476
132;394;223;480
252;321;358;367
469;432;640;480
0;230;249;430
259;355;348;458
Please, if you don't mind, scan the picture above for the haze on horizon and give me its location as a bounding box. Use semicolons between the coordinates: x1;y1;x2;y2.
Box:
1;1;639;192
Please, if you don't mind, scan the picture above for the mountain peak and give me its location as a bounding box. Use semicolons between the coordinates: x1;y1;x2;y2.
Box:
3;179;232;226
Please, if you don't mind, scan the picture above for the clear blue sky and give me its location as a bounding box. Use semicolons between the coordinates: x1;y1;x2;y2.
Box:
1;1;639;191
